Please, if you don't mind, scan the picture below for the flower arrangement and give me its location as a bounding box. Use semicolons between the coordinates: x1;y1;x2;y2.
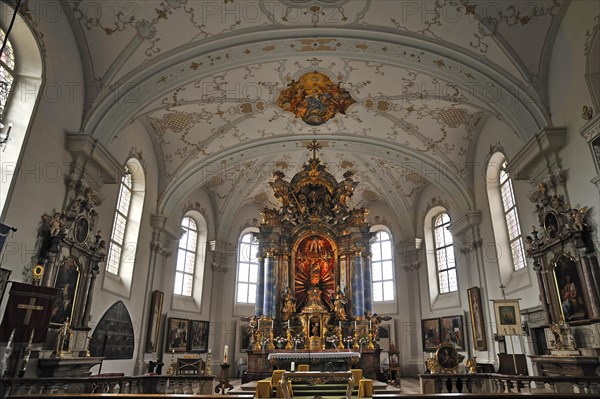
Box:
260;336;270;349
358;335;369;346
274;336;287;348
343;336;354;349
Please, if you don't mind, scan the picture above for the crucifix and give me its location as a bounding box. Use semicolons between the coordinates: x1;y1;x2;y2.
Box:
306;139;322;160
499;284;507;300
17;298;44;326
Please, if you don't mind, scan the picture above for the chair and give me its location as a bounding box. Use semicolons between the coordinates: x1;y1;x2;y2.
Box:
176;357;204;375
350;369;363;383
236;357;248;378
255;379;272;398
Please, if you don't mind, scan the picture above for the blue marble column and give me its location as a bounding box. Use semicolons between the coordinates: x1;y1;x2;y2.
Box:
363;254;373;314
263;256;275;318
255;257;265;316
351;255;365;317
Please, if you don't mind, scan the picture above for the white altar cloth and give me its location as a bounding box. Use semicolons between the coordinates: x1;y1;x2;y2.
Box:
267;352;360;360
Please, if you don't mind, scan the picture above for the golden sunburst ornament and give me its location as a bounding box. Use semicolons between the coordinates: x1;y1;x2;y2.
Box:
32;264;44;284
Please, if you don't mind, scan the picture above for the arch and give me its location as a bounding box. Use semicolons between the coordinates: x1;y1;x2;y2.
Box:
370;225;395;302
102;158;146;298
486;152;528;291
236;227;260;304
0;3;43;217
423;206;460;310
585;25;600;110
172;210;208;312
89;301;134;359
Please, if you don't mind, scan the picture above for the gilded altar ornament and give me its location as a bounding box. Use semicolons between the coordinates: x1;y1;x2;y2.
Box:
466;357;477;373
275;71;356;126
32;264;44;285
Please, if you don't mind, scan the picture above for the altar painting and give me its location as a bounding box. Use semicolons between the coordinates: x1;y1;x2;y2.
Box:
51;259;80;324
294;235;336;311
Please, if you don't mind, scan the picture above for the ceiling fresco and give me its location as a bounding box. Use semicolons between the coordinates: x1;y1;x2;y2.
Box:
35;0;587;238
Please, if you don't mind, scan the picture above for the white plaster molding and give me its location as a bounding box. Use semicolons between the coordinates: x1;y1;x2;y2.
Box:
150;213;184;242
592;175;600;194
448;211;482;239
508;126;567;182
65;133;123;184
581;113;600;142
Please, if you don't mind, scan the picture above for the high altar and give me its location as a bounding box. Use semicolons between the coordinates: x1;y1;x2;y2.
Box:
243;141;387;380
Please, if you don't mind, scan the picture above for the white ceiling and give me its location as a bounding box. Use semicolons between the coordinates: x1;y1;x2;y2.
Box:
58;0;566;237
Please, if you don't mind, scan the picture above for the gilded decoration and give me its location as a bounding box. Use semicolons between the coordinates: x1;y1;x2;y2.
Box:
275;71;356;125
294;235;336;311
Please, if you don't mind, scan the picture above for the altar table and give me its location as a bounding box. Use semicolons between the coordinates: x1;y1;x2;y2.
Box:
268;351;360;371
279;371;354;399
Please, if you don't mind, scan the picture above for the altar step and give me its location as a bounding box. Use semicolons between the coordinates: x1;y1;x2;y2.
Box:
236;380;402;397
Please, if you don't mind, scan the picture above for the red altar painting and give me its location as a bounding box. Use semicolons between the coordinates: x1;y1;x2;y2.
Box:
294;235;336;311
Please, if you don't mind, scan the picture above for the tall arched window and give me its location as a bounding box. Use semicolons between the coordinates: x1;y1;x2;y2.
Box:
103;159;145;298
371;229;394;302
0;7;43;217
106;170;132;275
236;232;259;304
0;28;15;118
487;153;527;276
433;212;457;294
174;216;198;296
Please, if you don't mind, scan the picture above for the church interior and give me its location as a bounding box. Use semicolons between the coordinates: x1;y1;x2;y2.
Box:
0;0;600;396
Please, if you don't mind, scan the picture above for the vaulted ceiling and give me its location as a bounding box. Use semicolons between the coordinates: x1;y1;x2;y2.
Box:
52;0;566;237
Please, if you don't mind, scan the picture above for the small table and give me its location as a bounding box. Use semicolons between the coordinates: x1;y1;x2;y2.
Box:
279;371;354;399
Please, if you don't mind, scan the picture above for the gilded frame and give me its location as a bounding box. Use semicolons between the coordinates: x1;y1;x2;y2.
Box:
166;317;189;352
467;286;487;351
145;290;164;353
440;315;465;351
421;317;441;352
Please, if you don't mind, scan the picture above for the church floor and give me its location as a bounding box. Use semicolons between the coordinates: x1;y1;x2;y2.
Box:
227;377;420;396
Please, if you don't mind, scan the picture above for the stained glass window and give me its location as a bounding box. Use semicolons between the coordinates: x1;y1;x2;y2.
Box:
434;212;457;293
106;171;132;275
371;230;394;302
500;162;527;270
0;29;15;118
236;232;259;303
174;216;198;296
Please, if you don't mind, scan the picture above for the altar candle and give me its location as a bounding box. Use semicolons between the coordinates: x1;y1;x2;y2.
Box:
287;320;290;328
369;320;372;329
208;349;211;354
354;321;357;329
338;321;341;329
224;345;229;363
291;362;295;372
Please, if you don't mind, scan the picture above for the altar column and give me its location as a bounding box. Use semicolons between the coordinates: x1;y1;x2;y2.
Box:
255;256;265;316
263;253;275;319
363;251;373;315
351;250;365;318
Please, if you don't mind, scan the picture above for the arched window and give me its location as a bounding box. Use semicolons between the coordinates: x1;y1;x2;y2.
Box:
106;170;132;275
433;212;457;294
371;229;394;302
236;232;259;304
487;153;527;274
103;159;145;298
174;216;198;296
0;28;15;118
0;7;43;216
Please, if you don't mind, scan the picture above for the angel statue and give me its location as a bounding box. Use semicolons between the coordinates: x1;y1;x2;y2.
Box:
281;287;296;321
333;287;348;321
569;206;588;231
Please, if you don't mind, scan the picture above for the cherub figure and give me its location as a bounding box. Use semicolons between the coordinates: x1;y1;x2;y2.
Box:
570;207;588;231
48;212;65;237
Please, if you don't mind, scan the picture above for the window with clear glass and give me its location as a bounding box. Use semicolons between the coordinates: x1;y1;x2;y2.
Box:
371;230;394;301
174;216;198;296
0;28;15;118
106;171;132;275
236;232;259;304
433;212;457;293
500;161;527;271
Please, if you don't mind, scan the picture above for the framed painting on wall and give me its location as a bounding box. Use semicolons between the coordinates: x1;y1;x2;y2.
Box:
145;290;164;353
166;317;189;352
421;317;441;352
553;253;587;321
467;286;487;351
239;323;252;352
189;319;209;353
440;315;465;350
51;259;80;325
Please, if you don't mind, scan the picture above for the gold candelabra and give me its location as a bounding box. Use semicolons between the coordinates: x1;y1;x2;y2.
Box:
367;332;375;350
285;328;293;350
337;328;344;350
353;329;360;350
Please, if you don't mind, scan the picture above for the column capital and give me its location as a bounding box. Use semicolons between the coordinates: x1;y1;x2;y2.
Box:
447;211;481;238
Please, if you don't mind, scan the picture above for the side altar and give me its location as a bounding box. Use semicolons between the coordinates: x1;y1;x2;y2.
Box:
241;140;389;381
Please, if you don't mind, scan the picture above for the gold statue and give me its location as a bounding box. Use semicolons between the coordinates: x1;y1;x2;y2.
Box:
282;287;296;321
333;287;348;321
